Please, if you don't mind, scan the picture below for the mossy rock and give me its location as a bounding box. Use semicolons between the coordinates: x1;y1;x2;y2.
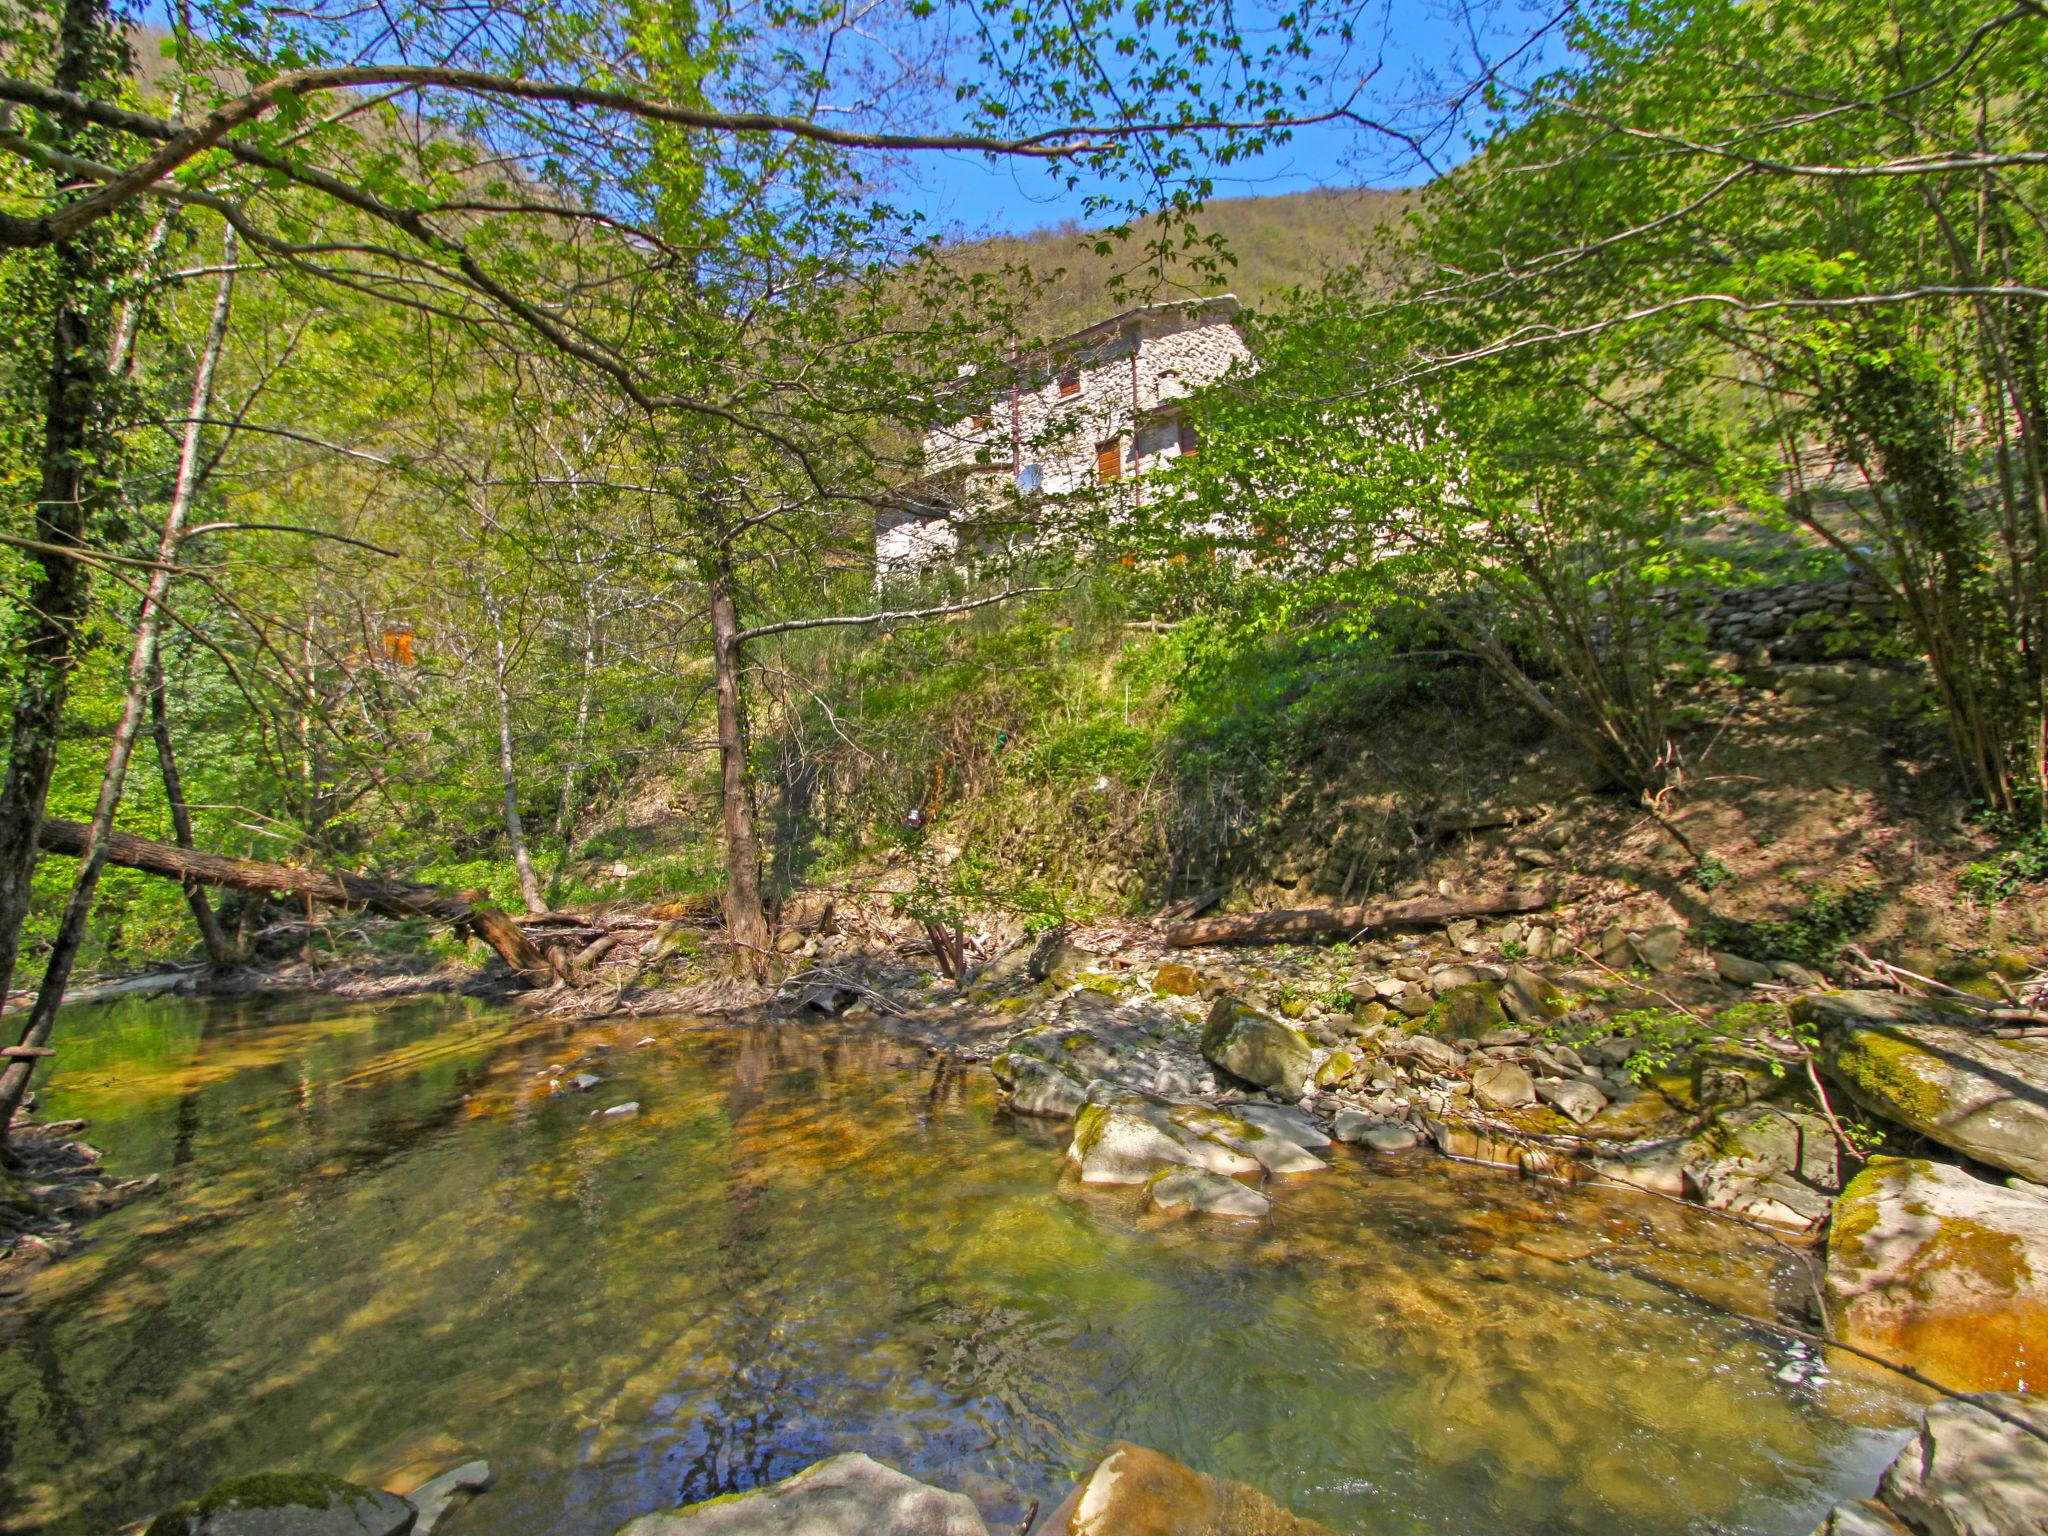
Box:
1315;1048;1361;1089
1801;991;2048;1183
1825;1157;2048;1393
1424;983;1507;1041
1200;997;1317;1094
1151;961;1207;998
145;1473;414;1536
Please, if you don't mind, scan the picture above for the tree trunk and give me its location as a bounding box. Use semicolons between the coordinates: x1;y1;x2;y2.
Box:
708;567;772;970
31;816;552;974
557;578;599;845
0;0;124;1014
483;583;546;914
1163;885;1557;947
148;653;235;968
1;241;235;1132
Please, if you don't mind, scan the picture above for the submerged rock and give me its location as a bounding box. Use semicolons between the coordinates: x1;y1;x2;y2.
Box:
614;1452;988;1535
1810;1393;2048;1536
1041;1442;1335;1536
145;1474;415;1536
404;1461;491;1536
992;1054;1089;1120
1200;998;1316;1094
1145;1167;1270;1219
1825;1157;2048;1392
1803;990;2048;1183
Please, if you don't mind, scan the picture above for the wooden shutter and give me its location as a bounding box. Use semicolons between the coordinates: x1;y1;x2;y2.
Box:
1096;440;1123;483
1058;367;1082;398
1177;419;1199;457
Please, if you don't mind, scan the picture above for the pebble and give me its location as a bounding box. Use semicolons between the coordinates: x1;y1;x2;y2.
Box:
592;1102;640;1121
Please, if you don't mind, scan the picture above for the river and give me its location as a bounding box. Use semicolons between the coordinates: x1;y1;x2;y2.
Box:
0;991;1924;1534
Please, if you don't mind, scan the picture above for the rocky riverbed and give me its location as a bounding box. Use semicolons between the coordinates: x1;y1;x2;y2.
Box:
18;894;2048;1536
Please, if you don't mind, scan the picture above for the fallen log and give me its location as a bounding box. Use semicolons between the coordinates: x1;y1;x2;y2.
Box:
1163;885;1557;947
35;817;558;982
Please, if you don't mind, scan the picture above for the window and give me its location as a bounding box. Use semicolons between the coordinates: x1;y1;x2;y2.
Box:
1017;463;1043;495
1177;419;1200;457
1134;419;1179;459
1057;366;1082;398
1096;439;1123;484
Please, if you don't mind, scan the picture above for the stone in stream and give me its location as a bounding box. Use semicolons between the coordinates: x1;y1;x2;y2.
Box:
1145;1166;1271;1219
991;1053;1089;1120
1232;1102;1330;1148
1809;1393;2048;1536
1824;1156;2048;1392
614;1452;988;1536
1534;1077;1607;1125
403;1461;492;1536
1470;1062;1537;1111
1800;990;2048;1184
1040;1442;1335;1536
1169;1105;1325;1175
1200;998;1316;1094
1332;1111;1420;1152
144;1474;416;1536
1691;1103;1841;1192
592;1102;640;1121
1066;1100;1260;1186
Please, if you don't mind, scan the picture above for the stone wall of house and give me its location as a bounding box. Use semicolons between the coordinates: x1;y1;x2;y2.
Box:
921;305;1249;497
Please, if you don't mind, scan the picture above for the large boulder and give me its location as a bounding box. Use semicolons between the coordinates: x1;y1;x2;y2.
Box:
1809;1394;2048;1536
614;1453;988;1536
145;1475;416;1536
1200;999;1316;1094
1825;1157;2048;1392
1425;983;1507;1041
1066;1100;1260;1186
1801;991;2048;1183
1041;1442;1334;1536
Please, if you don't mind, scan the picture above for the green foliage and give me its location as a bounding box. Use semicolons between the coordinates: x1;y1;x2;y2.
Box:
1701;887;1883;966
1689;854;1735;893
1959;825;2048;904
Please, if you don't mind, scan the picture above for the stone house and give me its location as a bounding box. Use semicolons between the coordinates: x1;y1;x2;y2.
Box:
877;296;1250;580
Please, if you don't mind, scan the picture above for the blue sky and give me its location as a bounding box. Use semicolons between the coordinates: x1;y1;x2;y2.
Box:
895;0;1564;237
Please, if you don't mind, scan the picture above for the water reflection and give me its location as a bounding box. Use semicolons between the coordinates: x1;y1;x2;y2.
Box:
0;994;1921;1535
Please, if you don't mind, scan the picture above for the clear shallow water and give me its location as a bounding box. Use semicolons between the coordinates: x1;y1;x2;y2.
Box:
0;992;1923;1535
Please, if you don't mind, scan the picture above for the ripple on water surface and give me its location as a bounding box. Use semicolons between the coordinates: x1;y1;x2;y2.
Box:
0;992;1923;1535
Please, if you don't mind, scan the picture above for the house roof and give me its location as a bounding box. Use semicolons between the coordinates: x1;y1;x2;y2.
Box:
1052;293;1241;350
